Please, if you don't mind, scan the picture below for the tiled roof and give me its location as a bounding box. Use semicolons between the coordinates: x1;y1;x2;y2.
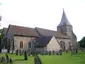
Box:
8;25;39;37
35;27;70;39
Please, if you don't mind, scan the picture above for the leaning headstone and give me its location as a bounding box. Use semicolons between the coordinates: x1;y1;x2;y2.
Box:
16;49;18;55
34;55;42;64
24;51;28;60
6;53;9;63
9;58;13;64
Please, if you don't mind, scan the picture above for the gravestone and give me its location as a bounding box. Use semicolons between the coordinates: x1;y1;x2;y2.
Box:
66;50;68;53
1;56;6;63
20;50;22;56
34;55;42;64
24;51;28;60
6;53;9;63
75;49;78;54
16;49;18;55
52;51;55;55
31;51;36;56
59;49;62;55
56;51;59;55
48;51;51;55
28;49;31;56
9;58;13;64
1;49;7;53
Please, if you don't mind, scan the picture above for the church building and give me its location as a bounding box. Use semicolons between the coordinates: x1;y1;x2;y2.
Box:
3;10;77;52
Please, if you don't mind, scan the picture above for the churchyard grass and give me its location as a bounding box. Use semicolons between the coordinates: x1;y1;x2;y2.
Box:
0;51;85;64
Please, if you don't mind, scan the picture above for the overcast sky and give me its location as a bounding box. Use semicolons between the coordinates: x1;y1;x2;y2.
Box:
0;0;85;41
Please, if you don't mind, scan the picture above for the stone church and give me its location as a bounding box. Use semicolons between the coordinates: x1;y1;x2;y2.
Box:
3;10;77;52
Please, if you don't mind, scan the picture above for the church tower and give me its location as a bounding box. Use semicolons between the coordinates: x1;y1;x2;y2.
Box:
57;10;72;37
57;9;77;49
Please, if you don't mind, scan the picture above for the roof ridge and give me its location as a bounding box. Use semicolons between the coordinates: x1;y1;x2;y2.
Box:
9;24;34;29
35;27;57;31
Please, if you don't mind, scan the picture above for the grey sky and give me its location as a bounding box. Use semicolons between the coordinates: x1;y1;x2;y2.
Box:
0;0;85;41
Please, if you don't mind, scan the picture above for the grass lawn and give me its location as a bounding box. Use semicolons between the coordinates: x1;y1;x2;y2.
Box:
0;51;85;64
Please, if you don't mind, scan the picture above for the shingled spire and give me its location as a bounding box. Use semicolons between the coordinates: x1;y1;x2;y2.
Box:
58;9;72;27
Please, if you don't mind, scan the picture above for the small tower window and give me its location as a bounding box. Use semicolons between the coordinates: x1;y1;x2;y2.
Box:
20;41;23;48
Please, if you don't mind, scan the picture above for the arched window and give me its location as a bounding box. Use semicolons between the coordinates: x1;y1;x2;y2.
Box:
20;41;23;48
60;41;65;51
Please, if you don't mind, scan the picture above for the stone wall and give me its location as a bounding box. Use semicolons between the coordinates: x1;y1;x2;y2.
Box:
13;36;36;51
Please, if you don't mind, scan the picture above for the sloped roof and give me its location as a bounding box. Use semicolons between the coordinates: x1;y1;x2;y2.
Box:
35;27;70;39
8;25;39;37
3;27;8;35
35;36;52;47
58;10;72;27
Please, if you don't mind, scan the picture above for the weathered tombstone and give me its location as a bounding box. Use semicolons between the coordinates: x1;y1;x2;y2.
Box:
1;49;7;53
66;50;68;53
24;51;28;60
56;51;59;55
20;50;22;56
9;58;13;64
75;49;78;54
28;49;31;56
34;55;42;64
59;49;62;55
28;52;30;56
16;49;18;55
48;51;51;55
6;53;9;63
1;56;6;63
52;50;55;55
31;51;36;56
